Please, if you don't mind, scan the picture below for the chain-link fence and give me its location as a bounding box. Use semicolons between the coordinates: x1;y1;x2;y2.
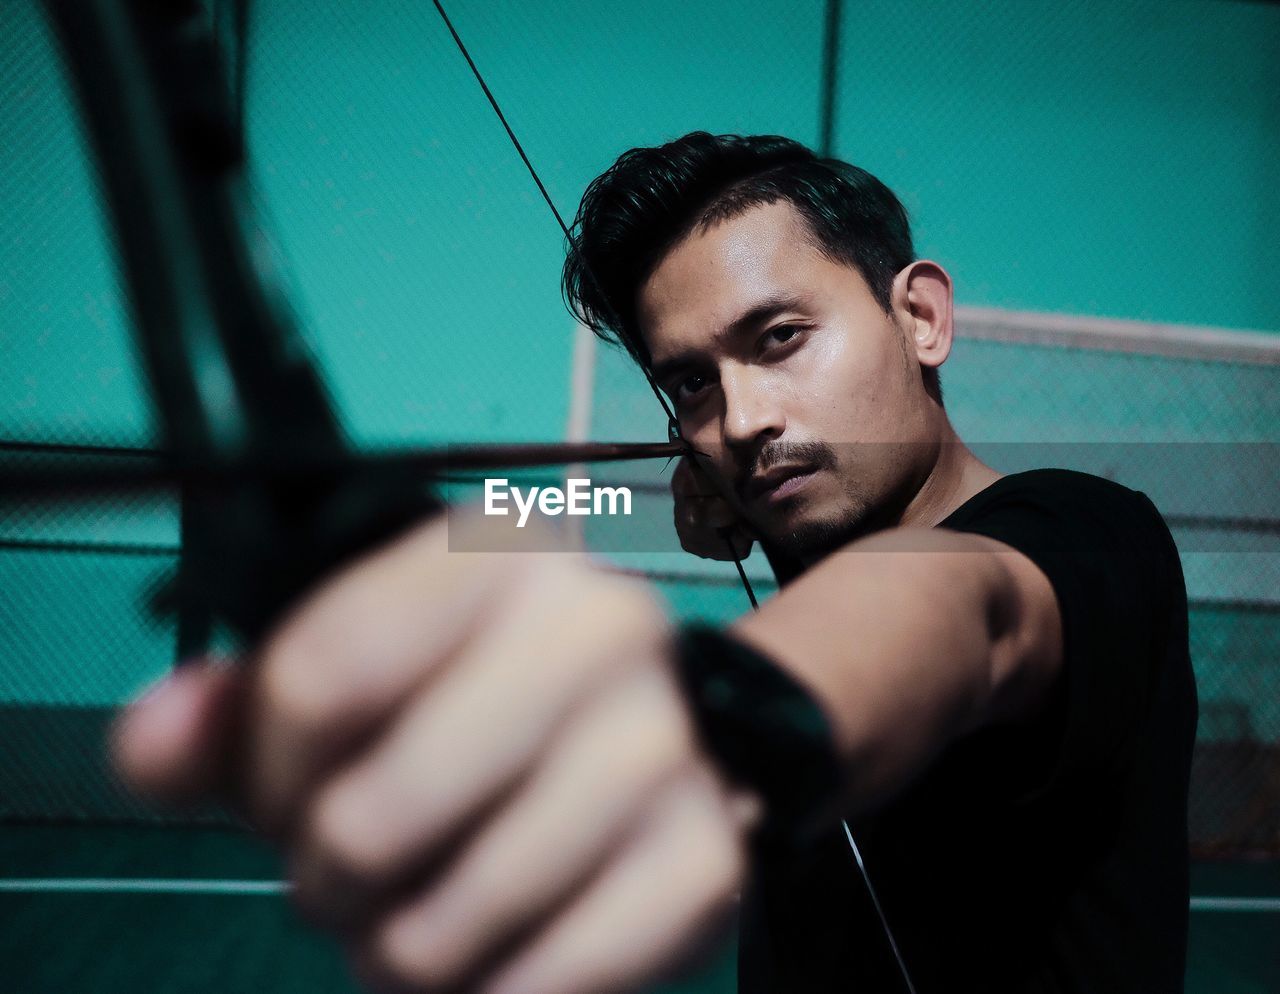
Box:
2;0;1278;865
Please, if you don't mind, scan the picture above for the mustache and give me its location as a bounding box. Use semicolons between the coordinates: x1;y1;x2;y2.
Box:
736;440;837;494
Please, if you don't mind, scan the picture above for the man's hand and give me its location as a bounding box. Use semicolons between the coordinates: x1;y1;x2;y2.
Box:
672;457;754;562
112;511;753;994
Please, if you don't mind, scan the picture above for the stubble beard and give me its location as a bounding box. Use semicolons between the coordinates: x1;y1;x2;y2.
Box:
758;476;879;561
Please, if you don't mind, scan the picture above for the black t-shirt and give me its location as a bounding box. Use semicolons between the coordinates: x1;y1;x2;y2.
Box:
737;469;1198;993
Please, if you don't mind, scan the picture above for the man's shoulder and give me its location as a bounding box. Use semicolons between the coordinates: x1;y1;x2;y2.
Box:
944;467;1163;532
966;466;1147;504
939;467;1181;604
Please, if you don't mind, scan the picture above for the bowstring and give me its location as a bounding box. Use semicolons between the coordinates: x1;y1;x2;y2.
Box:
429;0;759;608
429;0;681;435
429;8;920;994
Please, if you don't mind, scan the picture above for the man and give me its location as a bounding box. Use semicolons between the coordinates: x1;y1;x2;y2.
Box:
114;133;1197;993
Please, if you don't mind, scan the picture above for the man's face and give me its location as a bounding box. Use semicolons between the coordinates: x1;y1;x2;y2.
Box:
639;200;934;558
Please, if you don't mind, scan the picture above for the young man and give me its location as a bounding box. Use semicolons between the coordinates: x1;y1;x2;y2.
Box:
114;133;1197;994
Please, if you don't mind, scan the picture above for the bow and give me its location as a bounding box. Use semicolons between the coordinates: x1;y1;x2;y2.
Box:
34;1;912;990
33;0;756;644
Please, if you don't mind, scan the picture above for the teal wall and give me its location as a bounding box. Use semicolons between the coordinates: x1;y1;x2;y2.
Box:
835;0;1280;332
3;0;1275;698
1;3;1277;990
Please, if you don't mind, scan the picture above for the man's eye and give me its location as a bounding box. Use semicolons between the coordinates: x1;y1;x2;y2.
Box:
765;324;802;349
676;373;708;399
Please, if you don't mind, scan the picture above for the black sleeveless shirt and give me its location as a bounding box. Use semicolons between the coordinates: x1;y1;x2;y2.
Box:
737;469;1198;993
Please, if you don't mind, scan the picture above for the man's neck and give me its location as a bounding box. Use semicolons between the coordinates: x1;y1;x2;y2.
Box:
898;424;1002;532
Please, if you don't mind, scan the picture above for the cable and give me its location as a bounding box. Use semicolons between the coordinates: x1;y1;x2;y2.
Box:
843;821;919;994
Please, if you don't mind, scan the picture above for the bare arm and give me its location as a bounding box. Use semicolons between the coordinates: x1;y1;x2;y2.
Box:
733;527;1064;817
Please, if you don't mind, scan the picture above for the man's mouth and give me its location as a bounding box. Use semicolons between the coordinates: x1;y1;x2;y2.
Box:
745;464;819;505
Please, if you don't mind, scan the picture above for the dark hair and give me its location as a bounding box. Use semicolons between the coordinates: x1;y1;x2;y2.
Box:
562;132;939;399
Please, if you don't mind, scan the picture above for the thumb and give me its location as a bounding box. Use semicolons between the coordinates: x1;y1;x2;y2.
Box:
111;659;244;804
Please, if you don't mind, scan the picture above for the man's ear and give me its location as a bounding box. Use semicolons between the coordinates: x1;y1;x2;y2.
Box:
889;260;954;375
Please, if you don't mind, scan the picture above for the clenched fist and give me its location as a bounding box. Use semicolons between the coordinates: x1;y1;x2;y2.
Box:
671;456;755;563
113;510;758;994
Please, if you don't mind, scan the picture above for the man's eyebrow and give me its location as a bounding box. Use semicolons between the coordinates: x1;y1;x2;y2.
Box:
650;293;811;384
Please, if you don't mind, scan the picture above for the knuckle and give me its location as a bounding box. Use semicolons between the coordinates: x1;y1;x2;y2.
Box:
652;710;698;775
303;782;391;887
256;637;340;739
602;576;669;644
570;571;670;666
673;767;749;885
676;520;704;554
674;503;695;533
651;677;700;757
705;501;736;529
674;490;704;522
374;918;463;991
692;792;747;902
617;683;697;784
712;817;748;893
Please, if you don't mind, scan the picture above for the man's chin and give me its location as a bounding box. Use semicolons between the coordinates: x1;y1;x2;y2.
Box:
759;511;870;561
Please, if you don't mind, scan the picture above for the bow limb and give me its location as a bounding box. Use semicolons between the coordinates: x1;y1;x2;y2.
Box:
37;0;690;641
41;0;442;642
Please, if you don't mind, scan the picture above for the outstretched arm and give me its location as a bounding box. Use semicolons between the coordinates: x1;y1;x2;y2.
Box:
734;527;1064;816
110;514;1064;994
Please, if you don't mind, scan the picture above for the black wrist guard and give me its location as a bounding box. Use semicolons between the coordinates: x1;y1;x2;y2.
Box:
673;624;843;849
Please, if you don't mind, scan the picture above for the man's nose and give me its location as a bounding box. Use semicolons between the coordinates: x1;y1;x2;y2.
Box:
721;365;785;453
